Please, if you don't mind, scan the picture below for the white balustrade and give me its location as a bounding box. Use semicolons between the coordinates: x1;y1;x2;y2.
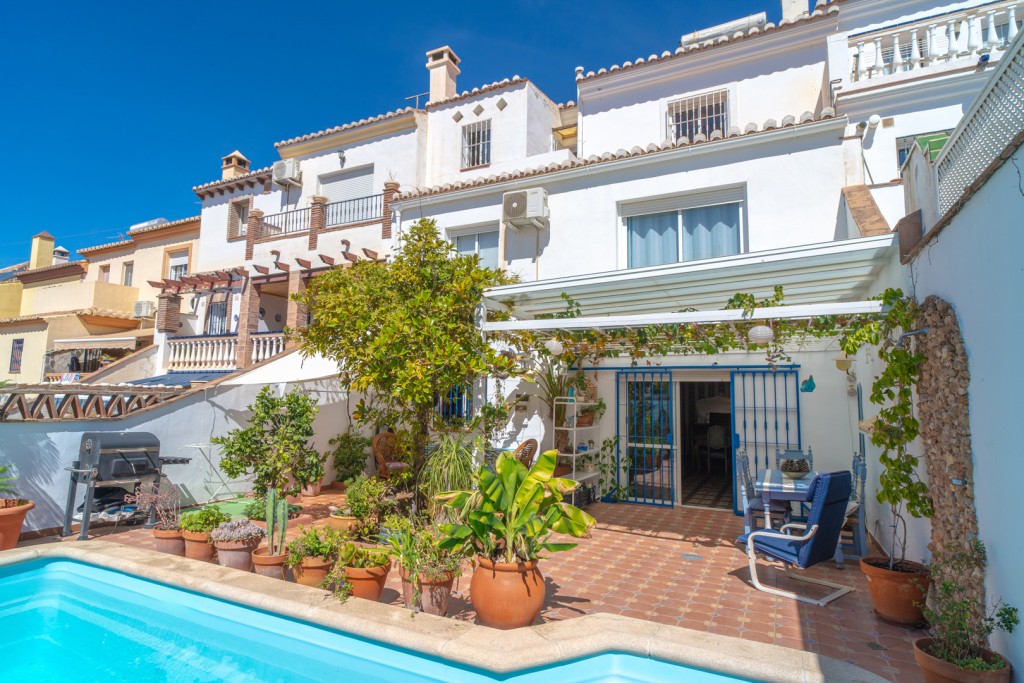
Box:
849;1;1021;82
251;333;287;365
167;336;238;372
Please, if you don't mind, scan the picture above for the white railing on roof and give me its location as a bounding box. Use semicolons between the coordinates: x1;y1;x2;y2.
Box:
935;26;1024;215
251;332;287;365
849;1;1020;82
167;336;237;372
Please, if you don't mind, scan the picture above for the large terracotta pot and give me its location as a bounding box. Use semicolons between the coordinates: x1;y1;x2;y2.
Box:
182;530;216;562
0;500;34;550
327;514;359;535
470;556;545;629
252;547;288;580
400;567;455;616
215;539;262;571
300;479;323;497
913;638;1012;683
860;557;930;624
343;560;392;601
293;556;334;587
152;528;185;557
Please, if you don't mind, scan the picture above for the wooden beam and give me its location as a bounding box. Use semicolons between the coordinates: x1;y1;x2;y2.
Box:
252;264;270;275
343;252;359;263
362;248;379;260
232;267;249;279
147;280;167;289
196;274;219;283
273;261;290;272
180;276;204;285
318;254;335;266
340;239;351;250
295;258;312;269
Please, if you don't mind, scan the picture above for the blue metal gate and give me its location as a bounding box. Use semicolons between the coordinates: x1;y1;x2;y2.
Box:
617;370;675;506
730;369;802;514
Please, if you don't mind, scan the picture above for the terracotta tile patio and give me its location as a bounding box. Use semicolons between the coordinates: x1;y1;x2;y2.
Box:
35;495;926;682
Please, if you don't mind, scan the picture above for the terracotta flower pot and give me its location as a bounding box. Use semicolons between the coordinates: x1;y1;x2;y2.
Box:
576;412;594;427
0;500;34;551
293;556;335;587
860;557;930;625
327;514;359;534
913;638;1012;683
182;530;216;562
470;555;545;629
399;566;455;616
152;527;185;557
343;560;392;602
214;539;262;571
301;479;323;497
252;547;288;580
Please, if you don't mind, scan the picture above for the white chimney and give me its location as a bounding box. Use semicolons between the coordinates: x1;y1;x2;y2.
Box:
781;0;808;22
425;46;461;104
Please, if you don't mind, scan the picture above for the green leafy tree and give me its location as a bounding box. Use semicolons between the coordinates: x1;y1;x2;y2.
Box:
213;386;320;497
293;217;518;466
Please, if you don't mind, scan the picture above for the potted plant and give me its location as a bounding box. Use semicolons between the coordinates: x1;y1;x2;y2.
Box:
124;482;183;556
329;475;393;538
253;489;289;579
575;397;606;427
322;541;392;602
385;523;464;616
328;429;370;488
211;518;265;571
913;541;1018;683
299;450;328;497
213;386;320;499
179;507;231;562
0;463;33;551
286;525;343;587
438;450;596;629
379;513;411;543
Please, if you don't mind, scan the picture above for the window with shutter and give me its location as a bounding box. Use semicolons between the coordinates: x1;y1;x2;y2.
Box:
9;339;24;373
318;166;375;203
228;198;250;239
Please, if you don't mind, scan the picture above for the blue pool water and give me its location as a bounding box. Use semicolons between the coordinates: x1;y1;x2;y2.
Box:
0;560;755;682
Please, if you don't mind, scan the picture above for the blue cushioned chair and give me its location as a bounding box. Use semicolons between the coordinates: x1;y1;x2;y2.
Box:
737;470;854;606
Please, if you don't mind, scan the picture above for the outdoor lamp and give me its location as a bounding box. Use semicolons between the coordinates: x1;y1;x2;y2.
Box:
544;339;564;356
833;353;854;373
747;324;774;345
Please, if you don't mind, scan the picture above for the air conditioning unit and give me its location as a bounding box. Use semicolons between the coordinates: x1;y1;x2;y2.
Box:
272;159;302;187
132;300;155;319
502;188;550;230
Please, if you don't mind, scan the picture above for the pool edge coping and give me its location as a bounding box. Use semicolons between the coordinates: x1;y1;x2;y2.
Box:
1;542;887;683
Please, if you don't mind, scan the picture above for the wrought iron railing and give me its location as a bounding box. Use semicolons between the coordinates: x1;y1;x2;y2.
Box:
259;206;311;237
325;194;383;227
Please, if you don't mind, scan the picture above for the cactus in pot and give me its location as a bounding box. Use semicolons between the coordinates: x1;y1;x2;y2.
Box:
253;488;289;580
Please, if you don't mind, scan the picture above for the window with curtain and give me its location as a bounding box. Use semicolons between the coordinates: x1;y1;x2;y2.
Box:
627;201;742;268
207;302;229;336
455;230;499;269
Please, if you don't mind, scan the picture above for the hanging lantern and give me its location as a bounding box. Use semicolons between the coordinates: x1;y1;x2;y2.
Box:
544;339;564;357
747;324;775;345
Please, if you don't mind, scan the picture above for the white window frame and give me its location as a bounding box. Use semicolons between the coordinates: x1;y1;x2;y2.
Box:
448;224;500;269
168;250;190;280
663;86;734;143
461;120;492;169
121;261;134;287
617;186;747;270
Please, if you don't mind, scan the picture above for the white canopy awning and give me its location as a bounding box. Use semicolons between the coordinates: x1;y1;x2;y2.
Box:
51;328;153;351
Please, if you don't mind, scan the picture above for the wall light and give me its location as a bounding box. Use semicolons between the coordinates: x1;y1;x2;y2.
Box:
338;150;346;166
833;352;854;372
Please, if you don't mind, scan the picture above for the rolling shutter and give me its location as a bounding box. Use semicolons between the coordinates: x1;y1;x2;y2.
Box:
319;166;375;203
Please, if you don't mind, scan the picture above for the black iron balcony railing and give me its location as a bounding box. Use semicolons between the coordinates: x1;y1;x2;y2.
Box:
259;207;311;237
325;193;383;227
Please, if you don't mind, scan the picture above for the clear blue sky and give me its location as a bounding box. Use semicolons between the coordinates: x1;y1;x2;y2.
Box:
1;0;772;267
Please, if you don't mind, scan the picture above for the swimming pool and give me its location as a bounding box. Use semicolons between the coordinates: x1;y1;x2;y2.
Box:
0;559;753;682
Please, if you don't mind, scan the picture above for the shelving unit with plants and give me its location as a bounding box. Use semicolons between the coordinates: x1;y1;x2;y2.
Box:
553;396;605;488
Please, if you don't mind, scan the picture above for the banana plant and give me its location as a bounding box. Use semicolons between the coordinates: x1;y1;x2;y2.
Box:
437;450;596;564
265;488;289;557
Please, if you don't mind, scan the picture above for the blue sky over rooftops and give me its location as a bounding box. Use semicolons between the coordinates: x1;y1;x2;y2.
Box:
0;0;770;267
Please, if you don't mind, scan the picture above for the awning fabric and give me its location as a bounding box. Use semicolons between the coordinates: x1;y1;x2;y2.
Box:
52;328;153;351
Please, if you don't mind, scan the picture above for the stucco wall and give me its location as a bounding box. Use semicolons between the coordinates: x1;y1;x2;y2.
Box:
0;282;22;318
0;325;48;383
84;233;200;305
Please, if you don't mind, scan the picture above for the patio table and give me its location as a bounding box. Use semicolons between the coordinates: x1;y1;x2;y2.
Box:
754;468;819;528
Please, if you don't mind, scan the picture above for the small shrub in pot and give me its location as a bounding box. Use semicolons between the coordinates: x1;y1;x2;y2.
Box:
0;462;33;551
322;542;391;602
125;482;183;556
286;525;343;587
385;522;464;616
179;507;231;563
211;518;265;572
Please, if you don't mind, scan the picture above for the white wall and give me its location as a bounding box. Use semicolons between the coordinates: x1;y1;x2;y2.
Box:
910;153;1024;678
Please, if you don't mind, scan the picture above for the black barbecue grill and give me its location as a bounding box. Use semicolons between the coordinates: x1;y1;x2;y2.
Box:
61;432;191;541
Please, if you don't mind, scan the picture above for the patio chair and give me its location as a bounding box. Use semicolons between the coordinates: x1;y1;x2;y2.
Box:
512;438;539;468
705;425;729;475
371;432;410;480
737;470;854;606
835;454;868;568
738;453;790;534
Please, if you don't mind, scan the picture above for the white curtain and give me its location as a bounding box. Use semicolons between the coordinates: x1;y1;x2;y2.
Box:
681;203;740;261
627;211;678;268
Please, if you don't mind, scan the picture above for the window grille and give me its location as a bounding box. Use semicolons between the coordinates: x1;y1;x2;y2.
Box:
667;90;728;142
461;120;492;168
9;339;24;373
207;302;229;336
435;385;472;424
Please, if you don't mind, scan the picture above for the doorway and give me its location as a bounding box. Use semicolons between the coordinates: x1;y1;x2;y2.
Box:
677;381;733;510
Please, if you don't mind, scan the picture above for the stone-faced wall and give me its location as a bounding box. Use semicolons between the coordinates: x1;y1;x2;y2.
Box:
917;295;983;597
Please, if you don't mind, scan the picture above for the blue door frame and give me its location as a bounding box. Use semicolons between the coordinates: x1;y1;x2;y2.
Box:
616;369;675;507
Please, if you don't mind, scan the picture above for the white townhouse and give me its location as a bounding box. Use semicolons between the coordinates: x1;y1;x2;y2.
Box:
390;0;1023;557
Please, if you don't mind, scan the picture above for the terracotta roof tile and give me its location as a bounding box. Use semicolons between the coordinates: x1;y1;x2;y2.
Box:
0;307;135;326
274;108;419;148
841;185;892;236
77;239;133;255
424;76;528;109
13;260;87;279
395;108;839;201
129;215;200;235
192;167;272;194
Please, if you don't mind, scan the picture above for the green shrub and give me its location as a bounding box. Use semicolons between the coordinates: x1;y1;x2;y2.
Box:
328;430;370;483
179;507;231;533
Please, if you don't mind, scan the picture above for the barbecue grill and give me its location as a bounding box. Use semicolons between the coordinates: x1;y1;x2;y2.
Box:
61;432;191;541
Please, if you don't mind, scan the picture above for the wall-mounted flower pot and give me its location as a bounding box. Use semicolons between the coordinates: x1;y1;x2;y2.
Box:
913;638;1012;683
400;567;455;616
293;556;334;587
152;527;185;557
181;530;216;562
470;556;544;629
0;500;34;551
252;547;288;580
214;539;262;571
343;560;392;602
860;557;930;625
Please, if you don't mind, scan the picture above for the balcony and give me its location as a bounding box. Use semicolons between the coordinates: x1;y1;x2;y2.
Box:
252;194;383;240
250;331;287;365
167;335;238;372
846;1;1020;84
258;206;311;238
325;193;382;227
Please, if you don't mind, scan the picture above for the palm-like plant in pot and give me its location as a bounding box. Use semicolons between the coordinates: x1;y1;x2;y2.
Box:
437;450;596;629
0;462;33;551
124;482;182;556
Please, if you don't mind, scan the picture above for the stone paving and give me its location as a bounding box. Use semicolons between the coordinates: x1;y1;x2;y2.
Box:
37;492;925;682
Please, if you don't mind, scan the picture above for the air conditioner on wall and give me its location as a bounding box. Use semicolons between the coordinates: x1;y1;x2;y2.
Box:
502;188;549;231
272;159;302;187
132;300;155;319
